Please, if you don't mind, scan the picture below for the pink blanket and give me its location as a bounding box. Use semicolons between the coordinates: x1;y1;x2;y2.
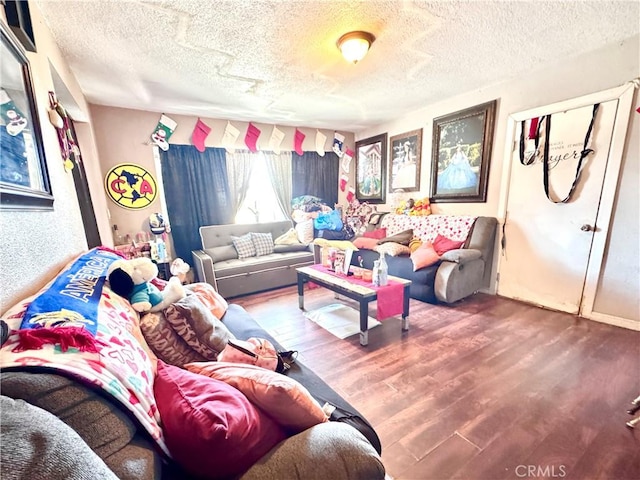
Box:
308;265;405;320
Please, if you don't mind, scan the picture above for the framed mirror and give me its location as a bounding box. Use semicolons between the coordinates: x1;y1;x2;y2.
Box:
0;22;53;210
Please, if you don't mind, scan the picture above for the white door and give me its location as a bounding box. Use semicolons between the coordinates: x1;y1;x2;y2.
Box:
498;99;619;314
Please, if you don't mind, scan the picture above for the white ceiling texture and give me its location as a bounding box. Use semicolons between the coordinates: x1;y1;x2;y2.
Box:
36;0;639;132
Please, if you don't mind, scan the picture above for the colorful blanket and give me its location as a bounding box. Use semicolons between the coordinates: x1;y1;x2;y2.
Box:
0;252;169;456
381;214;478;243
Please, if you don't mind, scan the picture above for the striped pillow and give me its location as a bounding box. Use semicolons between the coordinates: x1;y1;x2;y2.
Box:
232;233;256;259
251;232;274;256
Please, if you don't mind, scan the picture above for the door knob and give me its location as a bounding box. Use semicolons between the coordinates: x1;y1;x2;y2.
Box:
580;224;594;232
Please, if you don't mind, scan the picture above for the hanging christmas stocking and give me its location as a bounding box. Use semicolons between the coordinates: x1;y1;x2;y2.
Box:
294;128;306;155
150;114;177;151
192;118;211;152
346;186;355;203
222;121;240;153
0;88;28;136
315;130;327;156
245;123;261;152
341;148;354;173
339;174;349;192
333;132;345;157
269;125;285;154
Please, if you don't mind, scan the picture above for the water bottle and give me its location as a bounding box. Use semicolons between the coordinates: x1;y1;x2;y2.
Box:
378;252;388;286
372;260;380;287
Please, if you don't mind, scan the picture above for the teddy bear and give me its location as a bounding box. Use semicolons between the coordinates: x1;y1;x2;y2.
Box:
107;257;185;313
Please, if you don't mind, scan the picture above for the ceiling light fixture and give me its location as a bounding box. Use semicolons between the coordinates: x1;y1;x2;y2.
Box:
337;31;375;64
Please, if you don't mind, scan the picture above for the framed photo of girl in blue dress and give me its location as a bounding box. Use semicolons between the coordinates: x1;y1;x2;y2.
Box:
430;100;497;203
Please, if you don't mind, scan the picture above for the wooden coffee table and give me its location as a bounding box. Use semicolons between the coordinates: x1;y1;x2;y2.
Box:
296;265;411;346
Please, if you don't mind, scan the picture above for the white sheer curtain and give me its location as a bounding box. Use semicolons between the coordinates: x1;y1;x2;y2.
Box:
225;150;255;219
263;151;292;219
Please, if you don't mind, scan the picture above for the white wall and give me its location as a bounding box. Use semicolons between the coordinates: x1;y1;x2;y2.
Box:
0;5;109;312
357;35;639;324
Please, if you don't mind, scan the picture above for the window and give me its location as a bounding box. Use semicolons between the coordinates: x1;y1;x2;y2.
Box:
235;152;287;224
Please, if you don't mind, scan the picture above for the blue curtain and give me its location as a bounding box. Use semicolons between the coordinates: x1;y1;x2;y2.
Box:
160;145;232;264
292;151;339;207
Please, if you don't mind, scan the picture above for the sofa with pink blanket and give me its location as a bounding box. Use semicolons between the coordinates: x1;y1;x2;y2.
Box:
0;250;384;480
352;214;498;304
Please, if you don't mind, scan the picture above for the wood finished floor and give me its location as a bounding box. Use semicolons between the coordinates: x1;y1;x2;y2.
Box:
233;286;640;480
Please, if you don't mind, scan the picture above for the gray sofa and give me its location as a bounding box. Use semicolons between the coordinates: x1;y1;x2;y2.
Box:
0;304;385;480
192;221;314;298
351;215;498;304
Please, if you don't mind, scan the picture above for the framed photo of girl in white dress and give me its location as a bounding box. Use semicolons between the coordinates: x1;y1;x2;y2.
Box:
389;129;422;193
430;100;497;203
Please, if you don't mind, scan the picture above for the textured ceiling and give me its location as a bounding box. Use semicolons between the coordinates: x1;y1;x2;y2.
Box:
36;0;639;132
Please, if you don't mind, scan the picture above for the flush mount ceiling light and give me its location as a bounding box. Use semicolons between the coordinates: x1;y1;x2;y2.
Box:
337;31;375;64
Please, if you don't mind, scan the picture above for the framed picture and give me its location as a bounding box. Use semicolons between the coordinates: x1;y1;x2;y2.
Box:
0;22;53;210
355;133;387;204
430;100;497;203
389;129;422;192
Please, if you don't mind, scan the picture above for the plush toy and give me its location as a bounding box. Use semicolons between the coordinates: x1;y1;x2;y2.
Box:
107;257;185;312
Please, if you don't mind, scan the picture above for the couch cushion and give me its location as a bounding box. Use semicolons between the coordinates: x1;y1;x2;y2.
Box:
140;312;209;366
295;219;314;244
164;294;234;360
213;251;314;277
184;362;328;433
374;242;411;257
363;228;386;239
410;242;441;271
378;229;413;246
240;422;385;480
273;243;309;253
353;237;379;250
0;372;136;461
205;245;239;263
186;282;228;319
274;228;301;245
154;361;287;479
432;234;465;255
0;396;120;480
232;233;257;259
251;232;275;256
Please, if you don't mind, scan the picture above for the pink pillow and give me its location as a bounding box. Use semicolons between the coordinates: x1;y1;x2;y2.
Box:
432;234;465;255
353;237;380;250
410;242;441;271
154;361;287;479
363;228;387;239
184;361;328;433
185;283;228;320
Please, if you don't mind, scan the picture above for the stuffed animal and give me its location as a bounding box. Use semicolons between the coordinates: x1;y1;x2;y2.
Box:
107;257;185;313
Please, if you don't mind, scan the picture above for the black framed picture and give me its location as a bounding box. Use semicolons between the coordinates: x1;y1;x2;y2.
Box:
430;100;497;203
0;22;53;210
355;133;387;204
389;129;422;192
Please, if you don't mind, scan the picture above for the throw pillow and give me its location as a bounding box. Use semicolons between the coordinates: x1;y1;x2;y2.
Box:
377;229;413;246
295;219;314;244
184;362;329;433
374;242;411;257
185;283;228;320
0;397;120;480
274;228;301;245
363;228;387;240
231;233;256;259
410;242;441;271
164;294;234;360
251;232;275;256
154;361;287;480
273;244;309;253
353;237;379;250
140;312;209;366
432;234;465;255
